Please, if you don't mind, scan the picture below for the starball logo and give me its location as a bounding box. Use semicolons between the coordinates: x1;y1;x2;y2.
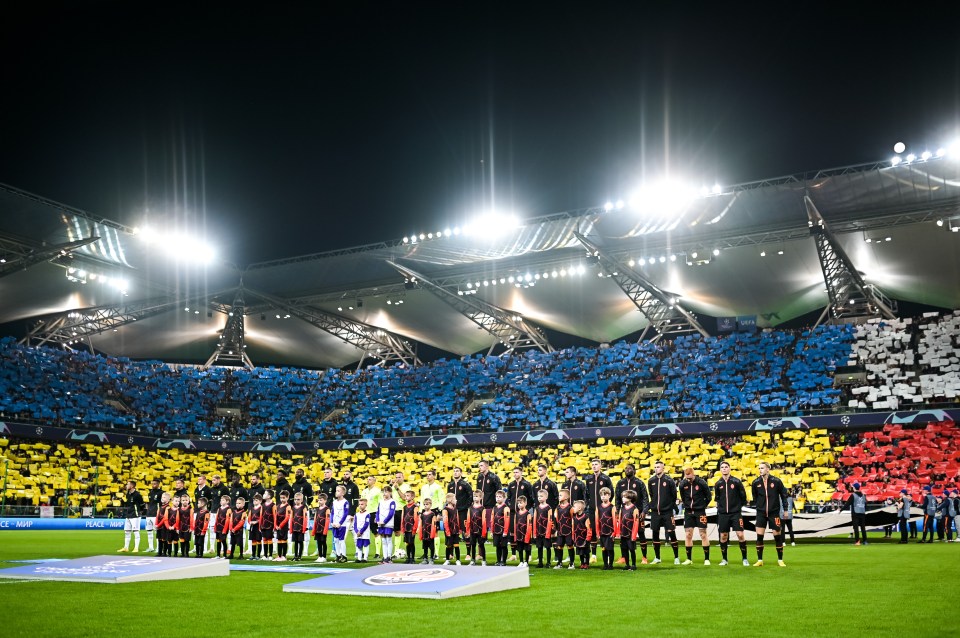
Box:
363;568;455;586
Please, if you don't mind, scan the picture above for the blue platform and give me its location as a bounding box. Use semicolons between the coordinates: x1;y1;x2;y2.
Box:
0;555;229;583
283;563;530;599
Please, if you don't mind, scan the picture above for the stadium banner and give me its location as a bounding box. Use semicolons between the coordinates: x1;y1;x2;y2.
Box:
717;317;736;332
1;407;957;453
736;315;758;331
677;505;925;540
0;517;126;530
2;507;925;538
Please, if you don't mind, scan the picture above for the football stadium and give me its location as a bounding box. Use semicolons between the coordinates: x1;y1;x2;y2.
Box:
2;4;960;638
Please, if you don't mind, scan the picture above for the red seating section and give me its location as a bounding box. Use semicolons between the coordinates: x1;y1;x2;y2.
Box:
835;420;960;501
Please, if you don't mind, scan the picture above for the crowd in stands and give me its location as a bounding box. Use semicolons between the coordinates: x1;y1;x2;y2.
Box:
0;311;958;442
835;420;960;502
0;428;841;513
844;312;960;410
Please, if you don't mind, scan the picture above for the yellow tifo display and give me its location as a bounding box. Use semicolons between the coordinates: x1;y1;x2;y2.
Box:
0;428;843;512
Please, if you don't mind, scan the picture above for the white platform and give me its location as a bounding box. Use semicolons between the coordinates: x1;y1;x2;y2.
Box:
283;563;529;599
0;555;229;583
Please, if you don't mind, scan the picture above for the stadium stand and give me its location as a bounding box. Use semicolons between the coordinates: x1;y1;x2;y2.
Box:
0;428;841;512
0;322;865;440
835;420;960;502
845;311;960;410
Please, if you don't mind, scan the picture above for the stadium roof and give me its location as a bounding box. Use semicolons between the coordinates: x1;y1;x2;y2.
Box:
1;156;959;368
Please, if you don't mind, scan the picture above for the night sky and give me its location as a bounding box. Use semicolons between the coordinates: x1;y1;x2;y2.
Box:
1;2;958;266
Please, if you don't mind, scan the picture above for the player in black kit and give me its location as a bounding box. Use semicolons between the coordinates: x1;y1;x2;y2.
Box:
678;466;711;565
751;462;789;567
647;461;680;564
715;461;749;566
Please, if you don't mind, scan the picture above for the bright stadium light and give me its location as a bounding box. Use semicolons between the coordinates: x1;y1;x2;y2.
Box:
629;178;698;216
604;201;614;212
890;155;902;166
921;150;932;161
893;141;906;154
905;153;917;163
712;183;722;195
615;199;625;209
461;210;521;238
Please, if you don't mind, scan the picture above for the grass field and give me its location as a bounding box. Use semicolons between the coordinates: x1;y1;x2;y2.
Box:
1;531;958;637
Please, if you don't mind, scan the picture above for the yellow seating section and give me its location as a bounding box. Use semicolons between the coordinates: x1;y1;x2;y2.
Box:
0;429;843;510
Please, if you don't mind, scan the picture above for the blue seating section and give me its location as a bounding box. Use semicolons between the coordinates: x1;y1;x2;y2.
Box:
0;325;856;440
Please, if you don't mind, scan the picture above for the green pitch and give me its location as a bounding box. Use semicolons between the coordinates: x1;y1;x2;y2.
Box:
1;531;958;637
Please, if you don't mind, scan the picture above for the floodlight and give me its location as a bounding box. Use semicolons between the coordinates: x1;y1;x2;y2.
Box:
630;179;698;216
628;259;635;267
905;153;916;163
402;237;409;243
890;155;902;166
712;183;722;195
760;251;766;257
669;254;677;262
462;210;521;238
604;201;614;212
937;219;944;227
713;248;720;256
921;151;932;161
615;200;624;209
936;148;946;158
576;265;585;275
659;256;666;263
893;142;906;154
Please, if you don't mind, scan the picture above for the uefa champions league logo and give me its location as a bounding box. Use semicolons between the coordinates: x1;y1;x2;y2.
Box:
105;558;162;567
363;568;455;586
840;415;851;425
